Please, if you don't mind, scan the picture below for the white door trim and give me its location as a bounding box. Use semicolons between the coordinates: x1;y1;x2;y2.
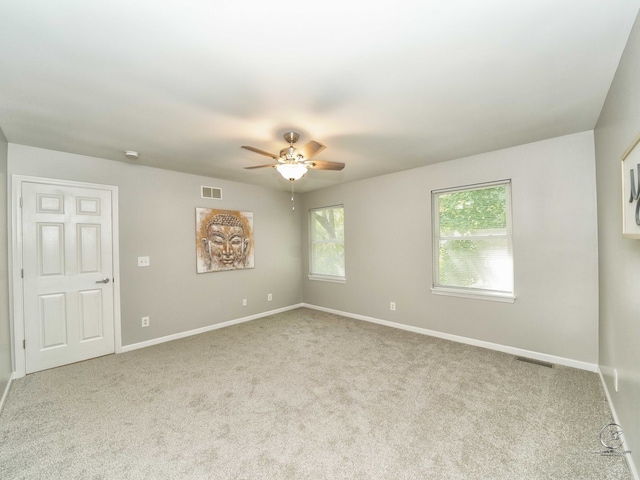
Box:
11;175;122;378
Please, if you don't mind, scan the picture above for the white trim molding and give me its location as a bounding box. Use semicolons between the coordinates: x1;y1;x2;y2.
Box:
0;374;15;415
121;304;304;353
430;287;515;303
598;367;639;480
303;303;598;372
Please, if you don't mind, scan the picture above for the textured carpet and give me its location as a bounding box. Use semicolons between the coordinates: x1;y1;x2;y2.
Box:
0;308;632;479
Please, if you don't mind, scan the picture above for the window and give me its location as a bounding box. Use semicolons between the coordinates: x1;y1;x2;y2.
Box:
432;180;514;302
309;205;345;282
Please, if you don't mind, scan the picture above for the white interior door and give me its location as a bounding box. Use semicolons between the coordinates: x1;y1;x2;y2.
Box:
21;181;116;373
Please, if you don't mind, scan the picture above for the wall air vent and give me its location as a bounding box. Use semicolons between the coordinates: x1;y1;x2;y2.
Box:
516;356;554;368
201;186;222;200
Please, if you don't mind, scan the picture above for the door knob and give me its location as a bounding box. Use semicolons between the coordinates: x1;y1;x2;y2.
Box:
95;278;111;284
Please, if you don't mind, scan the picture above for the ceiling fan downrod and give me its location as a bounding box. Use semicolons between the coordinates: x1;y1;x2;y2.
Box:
280;132;303;162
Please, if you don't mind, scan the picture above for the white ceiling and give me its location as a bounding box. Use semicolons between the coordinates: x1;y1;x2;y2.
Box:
1;1;638;192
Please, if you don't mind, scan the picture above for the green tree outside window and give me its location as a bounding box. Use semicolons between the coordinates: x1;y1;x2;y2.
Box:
310;205;345;278
434;183;513;294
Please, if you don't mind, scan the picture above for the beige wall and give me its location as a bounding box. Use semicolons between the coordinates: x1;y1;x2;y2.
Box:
594;10;640;475
7;144;303;347
0;127;11;400
2;133;602;388
302;131;600;365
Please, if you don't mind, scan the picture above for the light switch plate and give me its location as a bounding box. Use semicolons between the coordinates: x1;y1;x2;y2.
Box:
138;256;150;267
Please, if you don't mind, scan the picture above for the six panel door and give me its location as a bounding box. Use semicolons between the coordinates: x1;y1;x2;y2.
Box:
22;182;115;373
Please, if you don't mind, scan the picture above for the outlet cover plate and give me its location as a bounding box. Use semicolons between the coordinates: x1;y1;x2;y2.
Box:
138;256;150;267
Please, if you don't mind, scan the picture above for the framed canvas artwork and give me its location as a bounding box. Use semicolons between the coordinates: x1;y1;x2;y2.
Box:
196;208;254;273
621;131;640;238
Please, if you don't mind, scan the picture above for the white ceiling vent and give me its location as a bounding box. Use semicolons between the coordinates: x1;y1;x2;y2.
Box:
201;186;222;200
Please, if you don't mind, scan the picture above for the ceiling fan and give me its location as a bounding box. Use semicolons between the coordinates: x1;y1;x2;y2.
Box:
242;131;345;181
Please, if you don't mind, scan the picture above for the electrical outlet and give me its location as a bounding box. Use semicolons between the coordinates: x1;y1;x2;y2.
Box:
267;293;273;301
138;256;150;267
614;369;619;392
242;299;248;307
390;301;396;311
141;316;150;327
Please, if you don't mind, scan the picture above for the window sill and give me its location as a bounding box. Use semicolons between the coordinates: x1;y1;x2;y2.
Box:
431;287;515;303
308;274;346;284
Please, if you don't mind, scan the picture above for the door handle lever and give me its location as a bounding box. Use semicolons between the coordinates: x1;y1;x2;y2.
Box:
95;278;111;284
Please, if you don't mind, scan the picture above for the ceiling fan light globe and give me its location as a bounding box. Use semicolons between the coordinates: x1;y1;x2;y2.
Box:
276;163;308;181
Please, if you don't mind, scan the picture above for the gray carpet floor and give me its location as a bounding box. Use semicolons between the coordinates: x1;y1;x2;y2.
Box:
0;308;632;479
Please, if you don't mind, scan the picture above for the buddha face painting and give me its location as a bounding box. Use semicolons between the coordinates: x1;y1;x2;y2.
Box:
196;209;254;273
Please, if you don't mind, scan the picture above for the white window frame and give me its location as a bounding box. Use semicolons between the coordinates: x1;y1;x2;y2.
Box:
431;180;515;303
308;204;346;283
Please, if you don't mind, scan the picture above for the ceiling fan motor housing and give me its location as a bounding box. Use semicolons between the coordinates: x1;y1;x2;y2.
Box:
280;146;303;162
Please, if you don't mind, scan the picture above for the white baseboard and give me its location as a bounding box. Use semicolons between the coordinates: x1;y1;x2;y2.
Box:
302;303;599;372
0;373;15;415
120;304;304;353
598;367;639;480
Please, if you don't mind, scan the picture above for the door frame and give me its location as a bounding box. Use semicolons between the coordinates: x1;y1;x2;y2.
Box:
11;175;122;378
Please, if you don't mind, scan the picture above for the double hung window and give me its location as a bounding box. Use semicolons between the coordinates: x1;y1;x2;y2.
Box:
309;205;345;282
432;181;514;301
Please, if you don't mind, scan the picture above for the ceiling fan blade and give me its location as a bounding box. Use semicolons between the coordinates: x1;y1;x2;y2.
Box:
244;164;277;170
305;160;345;171
241;145;278;159
298;140;326;160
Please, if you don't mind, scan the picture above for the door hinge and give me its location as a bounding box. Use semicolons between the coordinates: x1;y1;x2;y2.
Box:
21;269;24;279
20;197;23;208
23;339;26;349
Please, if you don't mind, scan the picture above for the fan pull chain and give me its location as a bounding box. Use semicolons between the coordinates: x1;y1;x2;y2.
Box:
290;180;295;210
